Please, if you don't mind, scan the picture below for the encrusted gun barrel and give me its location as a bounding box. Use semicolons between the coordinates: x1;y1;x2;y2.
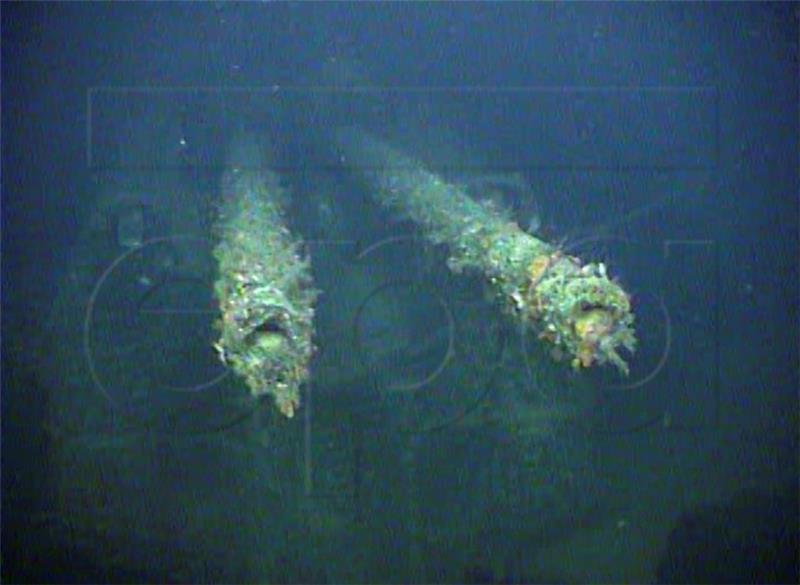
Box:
336;128;636;375
213;138;317;417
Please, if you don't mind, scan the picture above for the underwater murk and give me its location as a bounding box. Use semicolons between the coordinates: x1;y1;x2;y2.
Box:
2;3;797;583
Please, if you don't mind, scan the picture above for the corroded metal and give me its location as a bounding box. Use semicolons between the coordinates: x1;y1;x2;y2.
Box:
213;137;317;417
336;129;636;375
